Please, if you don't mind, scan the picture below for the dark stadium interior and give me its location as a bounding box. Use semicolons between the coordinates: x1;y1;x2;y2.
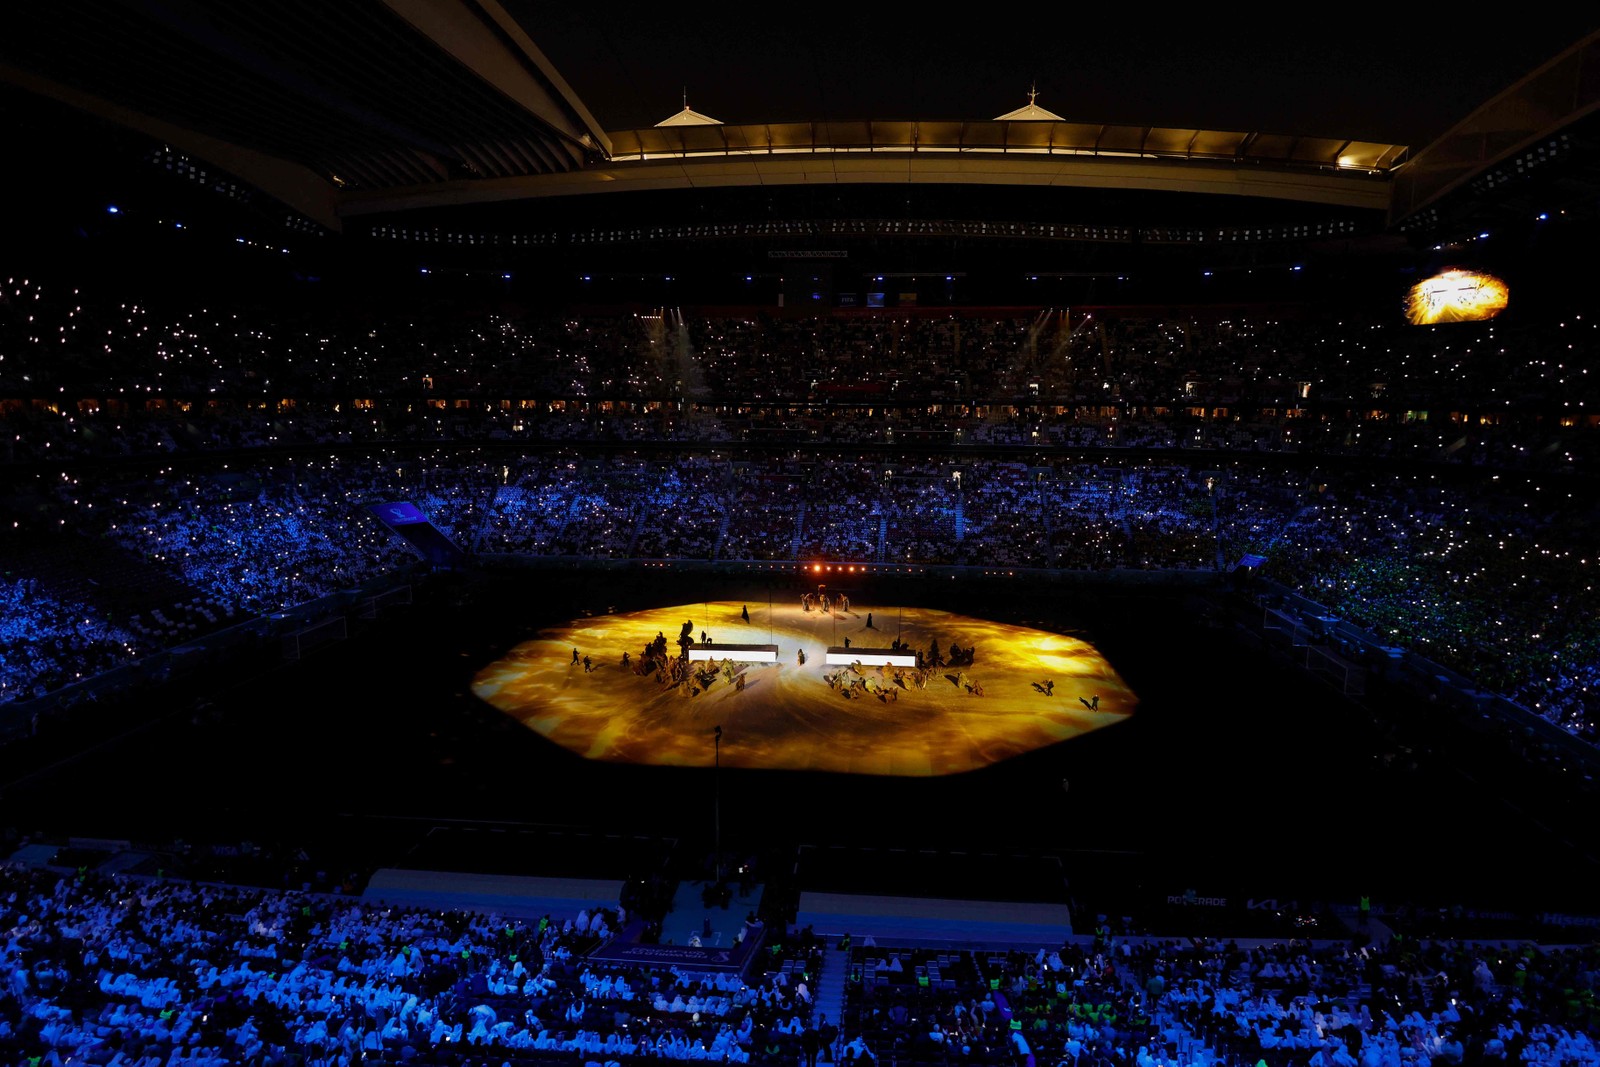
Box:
2;9;1600;1067
8;566;1596;905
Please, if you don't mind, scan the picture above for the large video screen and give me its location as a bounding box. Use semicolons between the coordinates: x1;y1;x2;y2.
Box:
1405;268;1509;325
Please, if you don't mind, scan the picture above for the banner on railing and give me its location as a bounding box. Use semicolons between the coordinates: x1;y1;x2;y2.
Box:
368;502;464;566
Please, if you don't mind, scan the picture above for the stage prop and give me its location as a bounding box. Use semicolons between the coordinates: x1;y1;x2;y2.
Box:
825;647;917;667
689;643;778;662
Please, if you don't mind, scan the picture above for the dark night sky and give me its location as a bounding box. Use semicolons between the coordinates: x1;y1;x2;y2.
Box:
509;7;1598;147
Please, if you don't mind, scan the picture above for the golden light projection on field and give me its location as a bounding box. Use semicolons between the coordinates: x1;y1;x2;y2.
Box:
472;602;1135;776
1405;268;1509;325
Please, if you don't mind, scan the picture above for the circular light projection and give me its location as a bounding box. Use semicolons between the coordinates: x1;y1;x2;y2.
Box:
473;601;1135;777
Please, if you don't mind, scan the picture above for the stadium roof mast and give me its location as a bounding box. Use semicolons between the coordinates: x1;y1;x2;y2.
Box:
656;88;723;127
994;84;1066;121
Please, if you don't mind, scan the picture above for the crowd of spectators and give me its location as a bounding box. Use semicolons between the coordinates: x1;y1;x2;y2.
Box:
6;850;1598;1067
5;398;1594;475
1216;472;1598;736
0;579;141;704
2;275;1596;738
1;449;1594;742
4;276;1599;472
840;934;1600;1067
0;862;832;1067
6;278;1593;411
78;457;437;615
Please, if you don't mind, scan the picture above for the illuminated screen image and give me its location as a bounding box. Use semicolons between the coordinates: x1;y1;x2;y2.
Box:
473;601;1136;776
1406;268;1510;325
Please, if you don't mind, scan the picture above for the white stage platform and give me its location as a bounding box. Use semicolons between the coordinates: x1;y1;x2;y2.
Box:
689;643;779;662
825;646;917;667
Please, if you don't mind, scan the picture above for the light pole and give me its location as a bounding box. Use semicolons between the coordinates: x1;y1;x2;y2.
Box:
713;724;723;884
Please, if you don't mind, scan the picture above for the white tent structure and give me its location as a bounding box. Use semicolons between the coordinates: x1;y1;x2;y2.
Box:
994;87;1064;122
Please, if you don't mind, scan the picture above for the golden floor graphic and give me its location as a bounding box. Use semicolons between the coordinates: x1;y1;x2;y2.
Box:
472;601;1135;776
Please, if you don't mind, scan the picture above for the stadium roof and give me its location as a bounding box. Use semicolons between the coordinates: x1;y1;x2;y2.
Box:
1391;29;1600;225
337;120;1403;216
519;9;1599;146
2;3;1595;232
0;0;612;228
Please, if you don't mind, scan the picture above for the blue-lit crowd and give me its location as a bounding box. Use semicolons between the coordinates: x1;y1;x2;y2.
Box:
0;862;828;1067
1;858;1597;1067
1;281;1595;741
840;934;1600;1067
4;453;1592;740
